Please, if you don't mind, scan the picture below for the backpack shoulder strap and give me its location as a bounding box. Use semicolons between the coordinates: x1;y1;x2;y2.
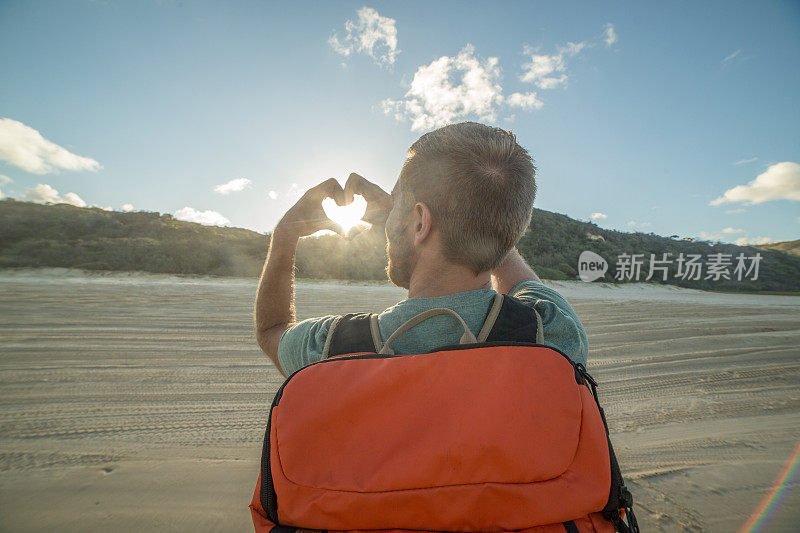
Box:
322;313;381;359
481;293;544;344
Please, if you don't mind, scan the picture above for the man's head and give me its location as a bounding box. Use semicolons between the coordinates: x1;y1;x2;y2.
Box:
385;122;537;288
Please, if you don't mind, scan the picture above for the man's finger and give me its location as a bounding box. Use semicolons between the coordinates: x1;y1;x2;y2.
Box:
312;177;346;205
344;172;365;205
345;172;390;204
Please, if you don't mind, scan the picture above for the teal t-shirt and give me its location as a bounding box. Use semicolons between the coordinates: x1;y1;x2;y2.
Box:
277;280;588;376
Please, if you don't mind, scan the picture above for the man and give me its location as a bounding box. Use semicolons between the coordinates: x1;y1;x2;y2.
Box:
255;122;587;376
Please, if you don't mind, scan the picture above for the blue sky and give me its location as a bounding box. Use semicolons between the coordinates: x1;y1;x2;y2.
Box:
1;0;799;245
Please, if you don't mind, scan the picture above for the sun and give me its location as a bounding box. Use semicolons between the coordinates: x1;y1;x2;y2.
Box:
321;194;369;235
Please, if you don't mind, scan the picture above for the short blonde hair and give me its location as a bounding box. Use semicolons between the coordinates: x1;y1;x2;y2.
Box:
399;122;537;274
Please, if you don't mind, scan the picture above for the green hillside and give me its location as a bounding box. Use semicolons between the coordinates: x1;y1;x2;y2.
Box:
1;199;798;293
758;239;800;257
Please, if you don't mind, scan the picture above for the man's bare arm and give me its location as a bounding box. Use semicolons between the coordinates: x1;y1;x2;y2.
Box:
491;248;542;294
254;178;345;376
254;228;300;376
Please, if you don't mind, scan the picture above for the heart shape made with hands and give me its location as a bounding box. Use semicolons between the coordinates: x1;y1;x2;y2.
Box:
321;194;369;235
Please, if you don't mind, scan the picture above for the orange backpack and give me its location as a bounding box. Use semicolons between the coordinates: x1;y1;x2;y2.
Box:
250;293;639;533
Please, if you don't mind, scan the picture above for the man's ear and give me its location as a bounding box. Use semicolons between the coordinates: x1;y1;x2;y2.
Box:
412;202;433;246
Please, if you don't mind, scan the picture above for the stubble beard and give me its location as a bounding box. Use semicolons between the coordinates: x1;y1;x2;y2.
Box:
385;221;416;290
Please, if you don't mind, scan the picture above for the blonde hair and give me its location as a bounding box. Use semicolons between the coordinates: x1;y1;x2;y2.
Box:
399;122;537;274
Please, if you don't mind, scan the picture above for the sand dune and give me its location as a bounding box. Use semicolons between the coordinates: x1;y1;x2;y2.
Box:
0;270;798;531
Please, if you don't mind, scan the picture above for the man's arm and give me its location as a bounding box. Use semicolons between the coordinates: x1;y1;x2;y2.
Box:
254;178;345;376
491;248;541;294
254;228;299;375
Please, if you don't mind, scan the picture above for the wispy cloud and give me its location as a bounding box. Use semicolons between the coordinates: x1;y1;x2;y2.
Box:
173;206;230;226
590;212;608;221
505;91;543;110
701;228;770;246
734;157;758;165
0;118;101;174
627;220;651;230
519;41;587;89
603;23;618;46
329;6;399;67
22;183;86;207
711;161;800;205
722;49;741;64
381;25;617;131
382;28;606;131
735;236;771;246
268;190;278;200
213;177;252;194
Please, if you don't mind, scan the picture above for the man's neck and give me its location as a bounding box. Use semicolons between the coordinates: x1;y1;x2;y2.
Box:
407;258;492;298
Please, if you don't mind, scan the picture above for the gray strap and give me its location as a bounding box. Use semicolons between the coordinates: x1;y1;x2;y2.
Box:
321;315;343;359
533;299;545;344
369;313;383;353
379;308;477;355
476;293;504;342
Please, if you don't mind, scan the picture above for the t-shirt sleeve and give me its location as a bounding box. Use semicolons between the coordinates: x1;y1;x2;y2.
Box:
276;315;339;376
507;280;589;366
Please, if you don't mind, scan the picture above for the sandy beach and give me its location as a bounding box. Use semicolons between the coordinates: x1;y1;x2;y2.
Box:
0;269;798;532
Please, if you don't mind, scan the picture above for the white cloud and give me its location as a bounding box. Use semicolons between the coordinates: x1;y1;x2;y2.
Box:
710;161;800;205
627;220;651;230
603;23;618;46
382;29;604;131
382;45;504;131
0;118;101;174
735;236;772;246
734;157;757;165
268;190;278;200
506;92;543;110
214;177;252;194
699;229;771;246
173;206;230;226
288;183;305;199
698;231;720;241
519;41;587;89
121;203;134;212
590;212;608;221
722;49;741;64
725;208;746;214
62;192;86;207
22;183;86;207
329;7;399;66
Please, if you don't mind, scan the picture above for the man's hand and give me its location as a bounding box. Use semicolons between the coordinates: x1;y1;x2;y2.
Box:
344;172;393;227
256;177;347;376
277;178;346;239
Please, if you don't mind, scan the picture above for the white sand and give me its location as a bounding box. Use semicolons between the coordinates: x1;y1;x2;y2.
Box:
0;270;798;532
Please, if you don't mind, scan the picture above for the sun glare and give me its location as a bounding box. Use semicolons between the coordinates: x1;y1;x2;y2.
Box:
321;194;369;235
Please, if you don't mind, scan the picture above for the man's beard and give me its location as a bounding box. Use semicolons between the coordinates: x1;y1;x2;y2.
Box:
385;219;416;290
